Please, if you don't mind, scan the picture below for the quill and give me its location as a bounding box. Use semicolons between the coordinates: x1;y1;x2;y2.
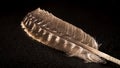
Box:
21;8;120;65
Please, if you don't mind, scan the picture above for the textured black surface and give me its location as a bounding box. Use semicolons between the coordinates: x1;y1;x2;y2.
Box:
0;0;120;68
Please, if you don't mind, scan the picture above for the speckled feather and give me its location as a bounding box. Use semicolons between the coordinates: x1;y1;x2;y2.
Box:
21;8;120;65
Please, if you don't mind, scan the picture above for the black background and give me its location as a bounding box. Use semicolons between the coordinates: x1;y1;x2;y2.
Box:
0;0;120;68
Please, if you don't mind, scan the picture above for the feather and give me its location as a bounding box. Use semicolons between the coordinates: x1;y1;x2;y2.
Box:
21;8;120;65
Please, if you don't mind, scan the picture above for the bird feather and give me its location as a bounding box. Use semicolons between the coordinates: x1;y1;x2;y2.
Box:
21;8;120;65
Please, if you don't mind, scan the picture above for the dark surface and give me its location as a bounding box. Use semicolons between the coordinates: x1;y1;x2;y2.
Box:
0;0;120;68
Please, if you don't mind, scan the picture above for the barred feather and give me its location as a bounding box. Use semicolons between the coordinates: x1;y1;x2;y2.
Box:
21;8;120;65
